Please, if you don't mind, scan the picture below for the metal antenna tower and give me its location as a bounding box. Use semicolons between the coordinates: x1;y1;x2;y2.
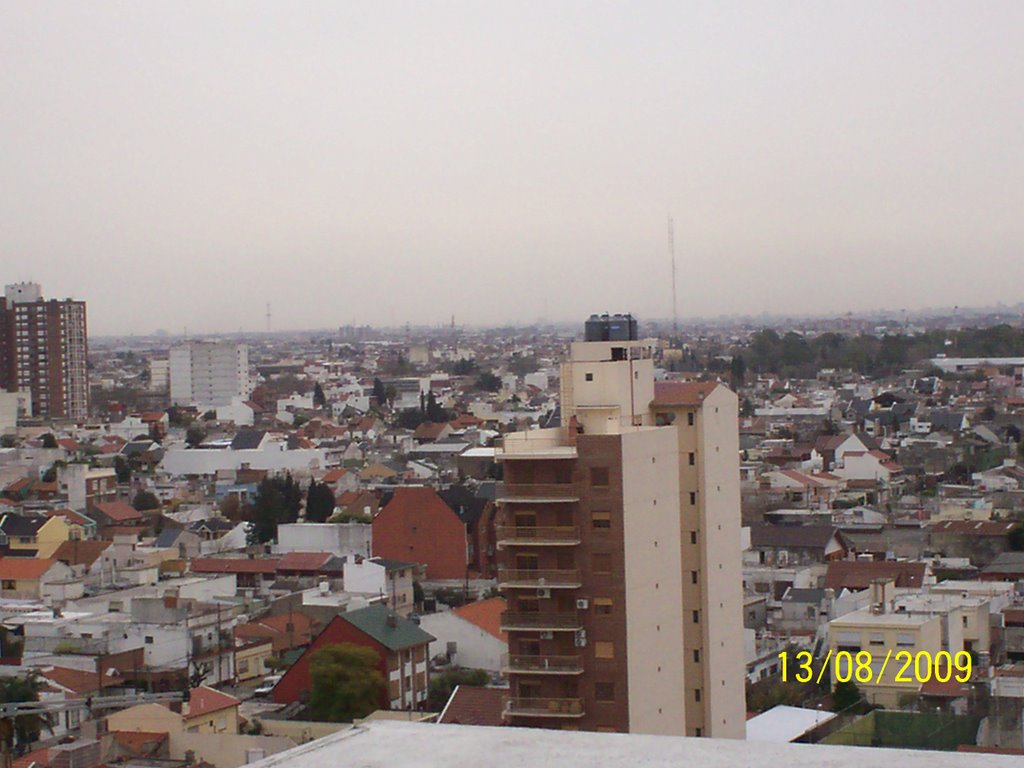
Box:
266;302;271;333
668;215;678;336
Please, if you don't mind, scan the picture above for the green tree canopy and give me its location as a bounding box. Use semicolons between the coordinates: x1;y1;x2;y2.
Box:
305;479;336;523
313;382;327;409
832;680;862;711
308;643;386;722
0;672;49;748
40;433;58;449
132;490;161;511
185;424;207;447
246;474;302;544
426;668;489;710
475;372;502;392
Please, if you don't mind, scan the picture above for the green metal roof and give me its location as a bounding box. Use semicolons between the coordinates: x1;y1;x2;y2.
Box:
340;604;434;651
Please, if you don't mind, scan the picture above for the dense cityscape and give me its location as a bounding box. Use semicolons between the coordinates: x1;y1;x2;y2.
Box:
0;281;1023;766
5;2;1024;766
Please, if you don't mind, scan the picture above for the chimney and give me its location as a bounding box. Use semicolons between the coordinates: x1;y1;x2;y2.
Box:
869;577;895;613
386;612;398;629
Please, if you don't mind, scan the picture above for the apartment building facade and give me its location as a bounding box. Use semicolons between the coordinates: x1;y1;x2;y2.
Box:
0;282;89;419
169;341;251;408
496;314;744;737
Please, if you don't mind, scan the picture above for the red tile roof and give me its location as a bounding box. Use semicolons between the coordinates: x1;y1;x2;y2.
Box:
184;686;239;720
651;380;722;406
52;540;113;568
191;557;280;575
824;561;926;591
277;551;333;572
437;685;506;726
11;747;49;768
94;500;143;522
41;666;114;695
0;557;59;580
453;598;507;642
111;731;168;756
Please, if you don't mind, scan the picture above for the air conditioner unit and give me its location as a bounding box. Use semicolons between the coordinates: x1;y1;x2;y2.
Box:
576;599;589;610
540;631;554;640
537;588;552;599
574;629;587;648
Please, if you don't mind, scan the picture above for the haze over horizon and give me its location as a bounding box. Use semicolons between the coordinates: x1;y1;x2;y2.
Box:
3;2;1023;336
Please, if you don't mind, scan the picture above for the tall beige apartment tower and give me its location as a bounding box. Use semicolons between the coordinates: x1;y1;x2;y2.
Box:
496;314;744;737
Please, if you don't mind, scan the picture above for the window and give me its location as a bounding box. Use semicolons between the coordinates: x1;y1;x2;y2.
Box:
694;688;702;702
239;660;249;674
585;373;594;382
591;511;611;529
689;492;696;506
595;642;614;659
962;616;968;627
595;682;615;702
691;571;698;584
594;598;613;615
690;531;697;544
590;467;609;487
145;636;154;644
688;453;695;466
692;610;700;624
593;553;612;574
869;633;884;646
896;633;915;647
687;413;695;426
695;728;702;737
1;580;15;590
693;649;700;663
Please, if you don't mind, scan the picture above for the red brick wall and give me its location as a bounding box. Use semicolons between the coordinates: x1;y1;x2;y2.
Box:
372;487;468;580
271;616;390;707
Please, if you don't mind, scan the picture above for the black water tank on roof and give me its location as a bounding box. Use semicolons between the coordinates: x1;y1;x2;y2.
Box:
584;313;638;342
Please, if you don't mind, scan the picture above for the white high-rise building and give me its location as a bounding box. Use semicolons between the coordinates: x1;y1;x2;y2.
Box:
169;341;251;408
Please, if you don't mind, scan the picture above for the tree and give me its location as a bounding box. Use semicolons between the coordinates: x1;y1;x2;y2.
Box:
729;355;746;387
0;672;49;749
246;478;287;545
113;455;132;483
185;424;207;447
202;410;217;421
475;372;502;392
305;479;336;523
313;382;327;409
308;643;386;722
425;391;448;423
427;668;489;710
1009;524;1024;552
372;378;387;407
41;433;58;449
132;490;161;511
832;680;861;711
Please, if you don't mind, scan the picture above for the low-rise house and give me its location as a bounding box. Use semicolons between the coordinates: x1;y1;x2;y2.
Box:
928;520;1017;567
373;487;470;580
234;611;314;654
235;638;274;682
745;524;852;567
343;557;417;616
90;500;145;536
272;604;434;711
0;557;79;601
183;686;241;734
0;512;71;557
191;557;281;594
419;597;507;673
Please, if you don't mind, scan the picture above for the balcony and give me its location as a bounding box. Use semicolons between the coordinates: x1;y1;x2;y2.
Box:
496;525;581;548
502;654;584;675
503;696;585;719
500;611;583;632
495;483;580;504
497;569;582;590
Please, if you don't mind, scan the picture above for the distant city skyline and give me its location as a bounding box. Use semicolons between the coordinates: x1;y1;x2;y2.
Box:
3;2;1023;336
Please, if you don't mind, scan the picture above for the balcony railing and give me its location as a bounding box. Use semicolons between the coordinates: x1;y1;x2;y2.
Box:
500;611;583;632
502;654;583;675
497;569;582;589
495;525;581;548
503;697;585;718
495;483;580;503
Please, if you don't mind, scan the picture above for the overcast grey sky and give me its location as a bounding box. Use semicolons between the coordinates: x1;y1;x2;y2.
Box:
3;2;1023;336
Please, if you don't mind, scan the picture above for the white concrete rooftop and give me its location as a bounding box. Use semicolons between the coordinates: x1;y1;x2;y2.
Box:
248;720;1019;768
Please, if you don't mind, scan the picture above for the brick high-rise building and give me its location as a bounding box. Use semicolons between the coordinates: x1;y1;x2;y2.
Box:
495;314;744;737
0;283;89;420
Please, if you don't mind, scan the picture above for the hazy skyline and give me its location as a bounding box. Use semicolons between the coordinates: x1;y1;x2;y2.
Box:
3;2;1023;336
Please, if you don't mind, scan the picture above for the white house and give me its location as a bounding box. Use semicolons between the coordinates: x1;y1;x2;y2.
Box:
418;597;507;673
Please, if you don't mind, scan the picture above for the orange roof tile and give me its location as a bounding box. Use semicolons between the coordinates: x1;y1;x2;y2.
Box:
453;597;507;642
184;686;239;720
652;380;722;406
0;557;59;580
